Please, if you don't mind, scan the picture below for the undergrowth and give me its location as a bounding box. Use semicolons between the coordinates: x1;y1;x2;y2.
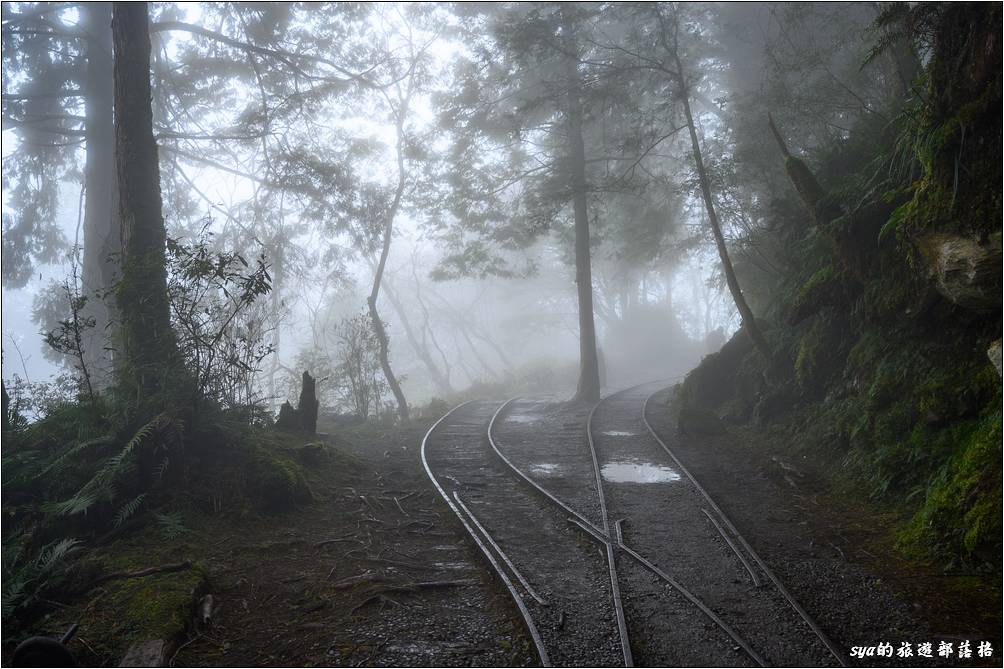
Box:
676;3;1001;571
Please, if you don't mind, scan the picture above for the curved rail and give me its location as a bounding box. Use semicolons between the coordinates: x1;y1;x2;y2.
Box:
453;491;548;606
583;400;634;667
486;399;607;541
491;393;763;667
420;401;551;667
640;387;847;667
487;399;632;666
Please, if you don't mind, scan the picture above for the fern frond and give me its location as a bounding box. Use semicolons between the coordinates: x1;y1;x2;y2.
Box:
36;435;115;479
2;538;81;619
114;494;147;527
155;512;188;539
34;538;82;573
43;489;100;516
155;456;170;481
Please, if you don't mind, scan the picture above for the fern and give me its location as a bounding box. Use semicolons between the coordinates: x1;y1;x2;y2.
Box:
35;435;116;480
2;536;82;621
154;456;170;481
155;512;188;539
113;493;147;527
45;414;168;518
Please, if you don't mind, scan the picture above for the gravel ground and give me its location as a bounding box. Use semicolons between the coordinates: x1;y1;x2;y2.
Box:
424;400;623;667
162;383;1001;668
645;385;1002;668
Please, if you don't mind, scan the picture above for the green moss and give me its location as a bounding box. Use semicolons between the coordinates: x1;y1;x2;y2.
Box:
899;409;1002;563
102;566;207;641
246;439;313;511
794;319;825;389
790;266;845;323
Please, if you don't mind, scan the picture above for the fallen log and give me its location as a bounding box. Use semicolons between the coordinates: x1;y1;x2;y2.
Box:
83;560;193;592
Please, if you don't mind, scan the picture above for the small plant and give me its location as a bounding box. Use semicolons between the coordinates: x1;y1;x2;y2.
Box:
41;255;98;405
2;534;82;623
333;314;389;419
155;511;188;539
44;413;180;520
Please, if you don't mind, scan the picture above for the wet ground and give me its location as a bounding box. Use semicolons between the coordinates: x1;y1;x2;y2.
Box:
423;400;624;667
168;420;536;667
25;384;999;667
644;386;1002;668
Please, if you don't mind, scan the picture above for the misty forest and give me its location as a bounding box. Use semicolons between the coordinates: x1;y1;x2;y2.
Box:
1;2;1001;667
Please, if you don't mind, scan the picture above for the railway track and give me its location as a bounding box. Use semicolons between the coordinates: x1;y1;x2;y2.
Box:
491;395;762;667
423;385;848;667
589;383;844;666
421;400;623;667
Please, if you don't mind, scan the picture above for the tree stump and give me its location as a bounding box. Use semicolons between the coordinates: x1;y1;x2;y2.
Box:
298;371;319;434
275;371;319;434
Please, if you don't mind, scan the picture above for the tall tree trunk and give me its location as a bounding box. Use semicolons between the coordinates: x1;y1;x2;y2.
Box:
563;19;601;403
80;2;118;390
672;57;771;359
267;242;285;411
368;114;409;420
112;1;180;400
381;276;454;396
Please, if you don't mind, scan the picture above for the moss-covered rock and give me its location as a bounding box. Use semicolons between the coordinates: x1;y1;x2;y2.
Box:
247;443;313;512
914;231;1002;312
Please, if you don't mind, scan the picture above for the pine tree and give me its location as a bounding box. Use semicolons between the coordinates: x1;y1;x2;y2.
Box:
112;1;180;399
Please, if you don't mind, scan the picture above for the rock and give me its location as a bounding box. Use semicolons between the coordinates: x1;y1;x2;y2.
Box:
12;636;75;667
119;639;168;667
989;339;1002;377
916;232;1002;312
297;442;328;465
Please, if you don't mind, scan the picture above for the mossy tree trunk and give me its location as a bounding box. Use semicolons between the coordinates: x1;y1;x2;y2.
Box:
80;2;118;390
669;55;771;359
112;2;181;402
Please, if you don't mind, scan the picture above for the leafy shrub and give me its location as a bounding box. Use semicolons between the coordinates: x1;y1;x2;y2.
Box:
166;229;274;412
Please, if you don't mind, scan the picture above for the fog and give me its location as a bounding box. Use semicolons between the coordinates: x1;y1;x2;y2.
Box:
1;1;889;418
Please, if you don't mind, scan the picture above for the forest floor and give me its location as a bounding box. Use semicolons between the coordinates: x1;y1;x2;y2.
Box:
13;386;1001;667
26;418;534;667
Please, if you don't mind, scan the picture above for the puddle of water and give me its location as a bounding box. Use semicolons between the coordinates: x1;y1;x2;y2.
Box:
506;413;543;424
601;460;681;484
529;462;561;476
601;430;637;437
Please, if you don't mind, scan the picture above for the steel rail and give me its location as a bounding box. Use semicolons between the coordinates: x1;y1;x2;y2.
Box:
613;520;768;667
420;400;551;667
453;491;549;606
488;399;633;667
701;507;762;587
584;399;634;667
490;395;767;668
641;387;848;667
487;399;607;539
563;514;767;667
